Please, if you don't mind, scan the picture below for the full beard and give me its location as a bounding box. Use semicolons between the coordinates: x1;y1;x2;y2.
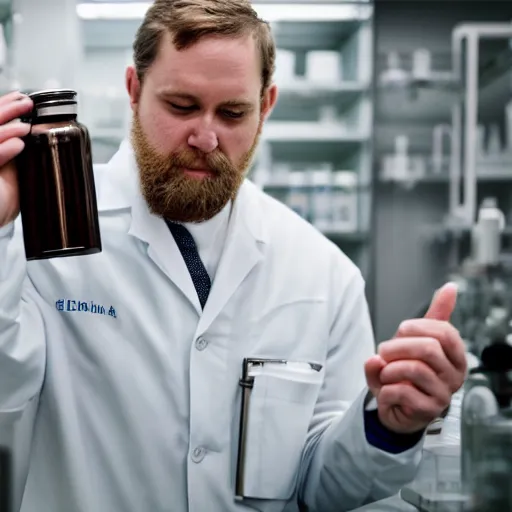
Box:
131;113;261;223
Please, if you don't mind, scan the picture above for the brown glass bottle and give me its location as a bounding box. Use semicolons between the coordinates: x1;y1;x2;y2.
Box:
16;89;102;260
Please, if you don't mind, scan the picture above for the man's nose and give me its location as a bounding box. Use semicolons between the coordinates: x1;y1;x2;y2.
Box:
188;128;219;154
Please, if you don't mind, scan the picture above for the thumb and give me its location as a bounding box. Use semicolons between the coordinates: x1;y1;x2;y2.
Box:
424;282;458;321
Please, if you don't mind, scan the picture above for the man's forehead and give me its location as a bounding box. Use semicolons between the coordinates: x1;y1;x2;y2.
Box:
150;33;262;98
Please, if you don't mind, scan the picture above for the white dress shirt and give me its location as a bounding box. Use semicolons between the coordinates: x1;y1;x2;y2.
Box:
183;201;232;283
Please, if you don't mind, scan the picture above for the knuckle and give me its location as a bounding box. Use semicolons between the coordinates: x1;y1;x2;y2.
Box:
428;404;443;419
380;384;404;405
444;324;461;345
377;340;394;359
397;320;411;336
378;340;392;352
451;376;464;393
410;360;427;376
421;338;441;359
435;391;452;411
416;396;442;419
448;324;461;337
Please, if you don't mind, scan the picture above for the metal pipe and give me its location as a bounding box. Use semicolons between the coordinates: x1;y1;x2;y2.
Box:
452;24;512;74
432;124;452;175
450;23;512;225
464;33;479;225
449;105;462;218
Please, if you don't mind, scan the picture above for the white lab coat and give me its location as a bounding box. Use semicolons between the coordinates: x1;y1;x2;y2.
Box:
0;140;423;512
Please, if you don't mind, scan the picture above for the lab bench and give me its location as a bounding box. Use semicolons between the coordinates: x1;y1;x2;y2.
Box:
354;495;417;511
355;437;463;512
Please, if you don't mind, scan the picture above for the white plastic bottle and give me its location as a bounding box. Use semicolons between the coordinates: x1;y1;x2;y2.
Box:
439;387;464;445
472;197;505;266
310;169;332;231
287;172;310;221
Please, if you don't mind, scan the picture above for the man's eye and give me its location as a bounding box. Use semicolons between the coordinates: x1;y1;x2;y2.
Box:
222;110;245;119
170;103;196;112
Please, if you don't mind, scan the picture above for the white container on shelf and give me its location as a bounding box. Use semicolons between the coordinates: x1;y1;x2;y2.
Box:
331;171;358;233
305;51;341;83
412;48;432;82
309;168;332;231
274;49;296;86
286;171;310;221
319;105;339;125
393;134;410;180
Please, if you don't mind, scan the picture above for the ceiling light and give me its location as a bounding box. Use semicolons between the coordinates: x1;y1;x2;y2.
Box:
76;2;371;22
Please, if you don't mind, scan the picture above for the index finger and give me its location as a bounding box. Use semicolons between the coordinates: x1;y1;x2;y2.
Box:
397;318;467;372
0;91;27;108
0;95;33;126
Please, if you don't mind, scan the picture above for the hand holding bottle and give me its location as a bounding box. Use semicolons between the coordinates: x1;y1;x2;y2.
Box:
0;92;33;228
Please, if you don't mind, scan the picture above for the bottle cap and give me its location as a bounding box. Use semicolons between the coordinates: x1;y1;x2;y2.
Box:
22;89;78;121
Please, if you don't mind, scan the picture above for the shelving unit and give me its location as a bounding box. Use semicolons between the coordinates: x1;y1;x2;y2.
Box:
252;1;375;279
371;1;512;341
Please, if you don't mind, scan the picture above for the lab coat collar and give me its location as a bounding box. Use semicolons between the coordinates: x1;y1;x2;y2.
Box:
96;139;140;212
96;139;267;244
96;139;268;320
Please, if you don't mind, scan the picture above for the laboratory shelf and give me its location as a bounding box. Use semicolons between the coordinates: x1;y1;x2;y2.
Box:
278;81;369;96
263;122;369;142
263;183;371;190
268;139;367;163
274;81;369;116
380;161;512;184
274;20;363;51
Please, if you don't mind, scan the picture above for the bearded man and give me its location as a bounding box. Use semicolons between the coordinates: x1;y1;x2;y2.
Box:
0;1;467;511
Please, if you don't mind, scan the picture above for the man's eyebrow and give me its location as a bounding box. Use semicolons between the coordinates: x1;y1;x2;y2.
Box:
157;90;198;102
220;99;255;109
157;90;255;109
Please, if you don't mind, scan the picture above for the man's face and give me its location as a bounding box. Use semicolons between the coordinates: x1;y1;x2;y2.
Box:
126;32;277;223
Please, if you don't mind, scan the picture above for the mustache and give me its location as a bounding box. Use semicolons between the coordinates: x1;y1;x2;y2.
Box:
169;148;234;176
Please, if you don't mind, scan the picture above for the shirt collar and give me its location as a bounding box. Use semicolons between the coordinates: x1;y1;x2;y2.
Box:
181;200;232;253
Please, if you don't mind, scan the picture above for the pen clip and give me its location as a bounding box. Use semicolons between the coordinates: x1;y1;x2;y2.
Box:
239;358;287;389
239;358;323;389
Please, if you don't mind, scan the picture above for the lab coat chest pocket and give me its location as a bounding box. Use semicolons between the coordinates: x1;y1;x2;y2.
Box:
242;369;323;501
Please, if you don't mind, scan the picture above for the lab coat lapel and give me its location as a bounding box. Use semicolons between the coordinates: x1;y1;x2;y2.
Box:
100;140;202;315
197;181;268;335
129;195;203;315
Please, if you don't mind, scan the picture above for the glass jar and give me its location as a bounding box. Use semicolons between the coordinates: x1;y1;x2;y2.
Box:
16;89;101;260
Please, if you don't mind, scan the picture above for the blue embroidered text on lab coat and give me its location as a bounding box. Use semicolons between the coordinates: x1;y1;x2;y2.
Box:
55;299;117;318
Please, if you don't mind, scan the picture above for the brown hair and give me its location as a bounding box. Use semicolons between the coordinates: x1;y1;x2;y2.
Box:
133;0;276;94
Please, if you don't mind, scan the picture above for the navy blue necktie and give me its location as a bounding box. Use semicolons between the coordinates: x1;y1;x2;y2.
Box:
167;222;211;309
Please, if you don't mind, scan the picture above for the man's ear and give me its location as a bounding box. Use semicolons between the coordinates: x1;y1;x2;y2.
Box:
126;66;142;111
261;83;278;120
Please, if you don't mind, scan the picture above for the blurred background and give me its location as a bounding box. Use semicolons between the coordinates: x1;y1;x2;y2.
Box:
1;0;512;347
1;2;512;510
